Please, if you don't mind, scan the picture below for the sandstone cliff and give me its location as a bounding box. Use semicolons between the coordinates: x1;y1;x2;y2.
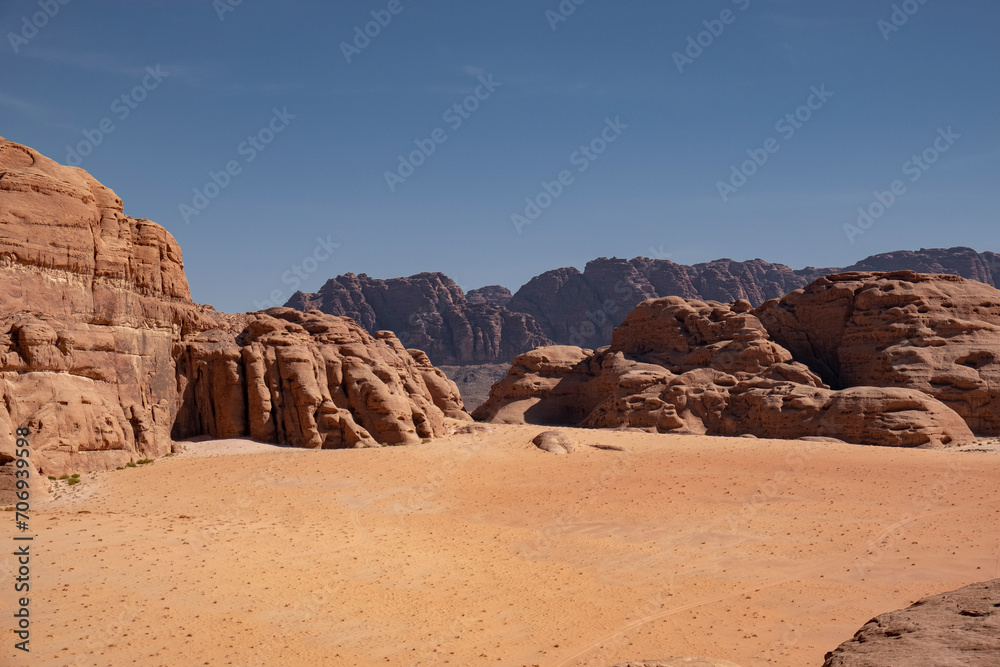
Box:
0;137;468;476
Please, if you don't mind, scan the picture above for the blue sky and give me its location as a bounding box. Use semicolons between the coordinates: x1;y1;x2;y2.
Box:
2;0;998;312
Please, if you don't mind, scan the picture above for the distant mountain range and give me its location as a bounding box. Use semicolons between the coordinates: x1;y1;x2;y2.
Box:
286;247;999;366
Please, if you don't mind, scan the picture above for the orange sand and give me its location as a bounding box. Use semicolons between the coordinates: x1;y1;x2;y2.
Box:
7;426;1000;666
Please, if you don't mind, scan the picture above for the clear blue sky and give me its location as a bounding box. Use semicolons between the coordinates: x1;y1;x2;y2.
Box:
3;0;997;312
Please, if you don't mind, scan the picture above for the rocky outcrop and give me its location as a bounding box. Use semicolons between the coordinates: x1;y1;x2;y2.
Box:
0;137;468;475
757;272;1000;435
822;579;1000;667
473;296;975;448
286;273;550;365
173;308;468;449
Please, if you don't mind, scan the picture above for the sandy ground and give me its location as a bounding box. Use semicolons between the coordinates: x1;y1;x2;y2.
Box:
5;427;1000;667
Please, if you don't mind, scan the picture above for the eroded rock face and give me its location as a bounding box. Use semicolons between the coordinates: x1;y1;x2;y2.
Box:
286;273;549;365
474;297;974;448
822;579;1000;667
173;309;469;449
757;271;1000;434
0;137;469;475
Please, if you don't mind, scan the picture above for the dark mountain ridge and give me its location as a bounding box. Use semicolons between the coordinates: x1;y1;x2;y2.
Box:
287;247;998;365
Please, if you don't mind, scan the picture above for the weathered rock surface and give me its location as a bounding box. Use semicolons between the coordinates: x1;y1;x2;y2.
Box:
466;285;513;307
532;430;577;454
0;137;468;475
286;273;549;365
474;296;975;448
822;579;1000;667
757;271;1000;435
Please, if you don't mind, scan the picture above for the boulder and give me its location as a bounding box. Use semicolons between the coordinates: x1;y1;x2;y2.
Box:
531;430;577;454
610;659;742;667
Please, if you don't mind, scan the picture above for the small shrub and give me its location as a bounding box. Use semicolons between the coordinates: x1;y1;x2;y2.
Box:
116;466;124;470
47;475;57;480
66;478;80;486
58;474;69;480
126;462;137;468
70;473;80;479
421;438;431;444
136;459;153;465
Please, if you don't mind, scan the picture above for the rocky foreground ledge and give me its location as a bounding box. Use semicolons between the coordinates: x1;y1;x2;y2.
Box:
0;137;468;476
823;579;1000;666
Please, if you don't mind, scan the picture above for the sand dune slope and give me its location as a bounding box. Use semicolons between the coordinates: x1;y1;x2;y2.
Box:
6;427;1000;666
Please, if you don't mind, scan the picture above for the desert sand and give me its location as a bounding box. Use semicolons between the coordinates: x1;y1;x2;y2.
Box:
10;426;1000;667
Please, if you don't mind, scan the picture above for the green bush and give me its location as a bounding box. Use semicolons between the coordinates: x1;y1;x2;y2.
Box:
66;478;81;486
126;462;137;468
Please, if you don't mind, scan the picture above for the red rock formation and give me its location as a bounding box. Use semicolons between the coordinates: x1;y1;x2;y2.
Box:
756;271;1000;435
823;579;1000;667
474;296;975;448
286;272;550;365
0;137;468;475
